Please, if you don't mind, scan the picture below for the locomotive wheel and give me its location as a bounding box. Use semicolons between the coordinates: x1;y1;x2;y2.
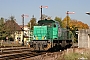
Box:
44;43;51;50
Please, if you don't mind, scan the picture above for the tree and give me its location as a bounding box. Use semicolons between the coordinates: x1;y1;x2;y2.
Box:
69;20;89;30
69;19;89;43
40;14;52;20
28;15;37;30
62;16;71;28
0;17;4;25
9;16;16;32
54;16;62;27
9;16;16;40
0;17;6;40
4;16;16;41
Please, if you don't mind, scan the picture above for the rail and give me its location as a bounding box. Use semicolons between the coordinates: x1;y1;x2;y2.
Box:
0;46;46;60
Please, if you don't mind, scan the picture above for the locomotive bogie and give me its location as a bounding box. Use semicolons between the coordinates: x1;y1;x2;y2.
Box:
30;40;51;51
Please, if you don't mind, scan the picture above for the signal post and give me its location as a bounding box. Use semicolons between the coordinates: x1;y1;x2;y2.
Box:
21;14;29;46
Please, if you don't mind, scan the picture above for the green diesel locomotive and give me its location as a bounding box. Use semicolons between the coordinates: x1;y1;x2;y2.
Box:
30;19;73;51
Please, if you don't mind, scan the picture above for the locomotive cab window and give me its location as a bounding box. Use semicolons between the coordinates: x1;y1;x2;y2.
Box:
54;24;56;27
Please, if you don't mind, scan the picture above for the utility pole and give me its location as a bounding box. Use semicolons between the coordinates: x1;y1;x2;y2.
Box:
22;14;24;46
66;11;75;40
39;5;48;20
66;11;69;40
41;5;42;20
13;20;15;41
29;22;31;42
21;14;29;46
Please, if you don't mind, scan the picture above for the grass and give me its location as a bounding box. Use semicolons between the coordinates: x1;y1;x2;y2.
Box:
57;51;90;60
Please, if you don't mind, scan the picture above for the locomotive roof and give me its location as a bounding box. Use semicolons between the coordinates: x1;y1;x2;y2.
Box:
38;19;55;24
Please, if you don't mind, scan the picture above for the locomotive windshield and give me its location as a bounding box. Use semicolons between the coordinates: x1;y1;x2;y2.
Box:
38;19;55;26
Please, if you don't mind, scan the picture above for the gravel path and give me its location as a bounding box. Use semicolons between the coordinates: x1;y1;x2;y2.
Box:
25;52;62;60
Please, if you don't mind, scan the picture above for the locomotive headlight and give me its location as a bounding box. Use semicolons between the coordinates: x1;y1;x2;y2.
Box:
44;36;46;39
33;36;35;39
42;36;44;40
34;37;35;39
36;37;38;40
42;36;46;40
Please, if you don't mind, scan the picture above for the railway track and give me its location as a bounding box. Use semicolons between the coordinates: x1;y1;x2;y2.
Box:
0;45;77;60
0;46;46;60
